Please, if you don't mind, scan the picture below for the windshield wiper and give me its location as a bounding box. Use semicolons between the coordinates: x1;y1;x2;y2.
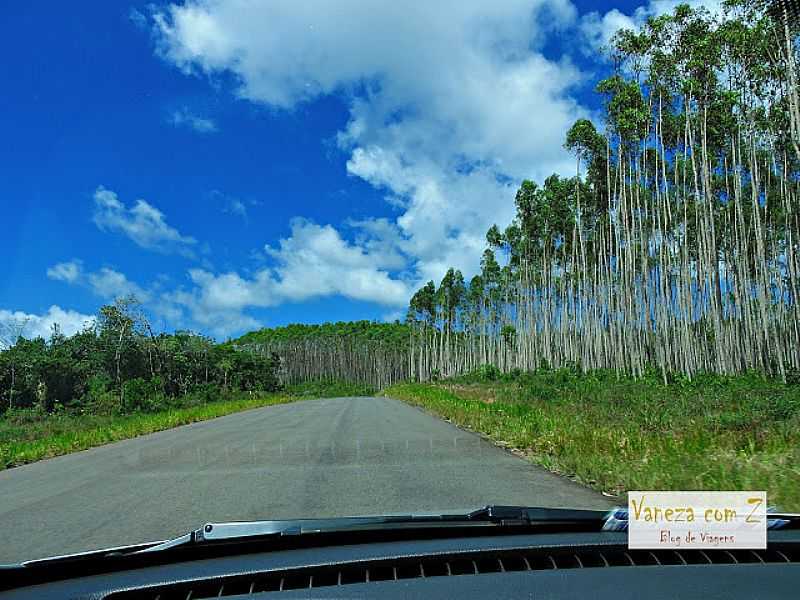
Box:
0;505;614;573
14;505;800;566
137;504;800;555
135;505;611;554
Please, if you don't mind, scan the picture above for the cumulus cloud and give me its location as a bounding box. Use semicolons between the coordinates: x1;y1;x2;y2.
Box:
151;0;587;288
47;260;83;283
47;219;412;337
47;261;152;303
581;0;723;54
267;219;411;305
136;0;726;337
346;153;518;282
160;281;264;337
92;186;198;256
158;219;412;337
42;259;248;337
87;268;151;302
170;107;218;133
0;306;95;346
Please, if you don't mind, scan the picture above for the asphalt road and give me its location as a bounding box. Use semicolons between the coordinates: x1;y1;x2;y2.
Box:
0;396;612;563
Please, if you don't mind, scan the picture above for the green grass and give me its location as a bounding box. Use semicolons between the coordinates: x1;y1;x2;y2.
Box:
283;379;377;398
0;393;300;469
385;371;800;510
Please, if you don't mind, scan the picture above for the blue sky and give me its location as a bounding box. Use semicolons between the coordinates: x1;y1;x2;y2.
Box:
1;0;717;341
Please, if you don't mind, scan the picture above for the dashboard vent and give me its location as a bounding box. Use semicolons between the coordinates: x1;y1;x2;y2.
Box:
105;546;799;598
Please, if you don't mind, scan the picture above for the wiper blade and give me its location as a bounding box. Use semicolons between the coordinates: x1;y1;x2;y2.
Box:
469;505;609;523
136;505;612;554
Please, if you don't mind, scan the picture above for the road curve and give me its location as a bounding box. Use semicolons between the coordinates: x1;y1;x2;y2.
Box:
0;396;612;563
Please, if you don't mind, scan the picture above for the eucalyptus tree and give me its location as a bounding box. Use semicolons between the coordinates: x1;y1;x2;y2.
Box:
235;321;411;388
406;1;800;381
0;317;30;409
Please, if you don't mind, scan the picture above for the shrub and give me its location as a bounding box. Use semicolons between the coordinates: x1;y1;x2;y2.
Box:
504;367;523;381
3;406;47;425
785;367;800;386
478;364;501;381
183;383;231;406
83;374;118;415
121;377;166;413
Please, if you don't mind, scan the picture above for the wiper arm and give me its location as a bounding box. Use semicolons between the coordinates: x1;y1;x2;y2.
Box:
136;505;612;554
468;505;609;524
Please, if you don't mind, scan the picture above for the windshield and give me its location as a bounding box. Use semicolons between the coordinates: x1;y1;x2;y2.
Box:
2;0;799;565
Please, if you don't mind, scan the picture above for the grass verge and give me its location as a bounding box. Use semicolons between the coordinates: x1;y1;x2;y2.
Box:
0;393;298;470
385;373;800;510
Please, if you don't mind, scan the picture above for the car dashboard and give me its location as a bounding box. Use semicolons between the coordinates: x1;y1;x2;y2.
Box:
2;530;799;599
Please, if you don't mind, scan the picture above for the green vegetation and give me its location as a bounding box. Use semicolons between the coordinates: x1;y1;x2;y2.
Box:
386;369;800;510
0;297;281;417
407;1;800;382
284;379;377;398
0;391;295;469
0;308;403;468
0;297;288;468
236;321;410;389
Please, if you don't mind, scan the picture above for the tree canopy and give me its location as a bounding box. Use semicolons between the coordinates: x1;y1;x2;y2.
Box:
0;297;280;415
406;1;800;382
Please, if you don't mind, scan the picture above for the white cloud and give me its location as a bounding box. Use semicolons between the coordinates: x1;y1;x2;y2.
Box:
152;0;586;288
170;107;218;133
47;261;152;303
92;186;198;256
581;0;723;54
160;283;263;337
346;217;407;272
87;268;151;302
43;259;255;337
0;306;95;345
140;0;730;338
267;219;411;305
158;219;412;337
47;260;83;283
126;0;730;339
346;152;518;282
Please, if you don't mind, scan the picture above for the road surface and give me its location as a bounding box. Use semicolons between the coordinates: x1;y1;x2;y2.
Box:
0;396;612;563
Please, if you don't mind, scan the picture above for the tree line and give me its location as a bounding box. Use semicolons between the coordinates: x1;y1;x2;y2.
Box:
235;321;410;389
407;1;800;382
0;297;280;415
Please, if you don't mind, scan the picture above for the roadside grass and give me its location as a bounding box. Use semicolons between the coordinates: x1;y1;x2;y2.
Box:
0;393;299;470
385;372;800;510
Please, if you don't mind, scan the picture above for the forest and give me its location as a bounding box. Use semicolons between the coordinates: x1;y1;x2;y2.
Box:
403;0;800;383
235;321;410;389
0;297;280;417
